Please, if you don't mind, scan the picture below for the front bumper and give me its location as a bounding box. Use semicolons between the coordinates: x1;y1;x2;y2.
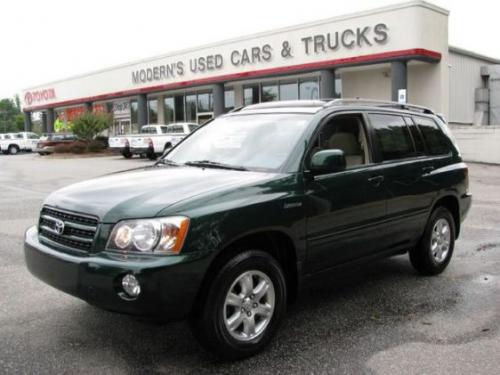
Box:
24;226;211;320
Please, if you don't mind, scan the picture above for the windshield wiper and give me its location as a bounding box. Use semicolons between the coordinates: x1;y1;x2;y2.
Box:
184;160;248;171
157;158;179;166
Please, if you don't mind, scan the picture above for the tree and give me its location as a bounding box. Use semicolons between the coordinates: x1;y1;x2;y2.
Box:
71;112;111;142
0;98;23;133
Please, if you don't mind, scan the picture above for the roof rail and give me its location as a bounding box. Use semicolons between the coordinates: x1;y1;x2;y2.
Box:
323;98;435;115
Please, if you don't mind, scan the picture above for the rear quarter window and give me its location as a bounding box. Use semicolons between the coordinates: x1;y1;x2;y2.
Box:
414;117;451;155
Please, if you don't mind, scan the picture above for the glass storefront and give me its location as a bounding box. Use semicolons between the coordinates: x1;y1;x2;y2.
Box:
225;89;235;112
261;83;279;102
130;100;138;125
164;97;175;124
185;94;197;122
299;79;320;100
244;85;259;106
148;99;158;124
280;81;299;101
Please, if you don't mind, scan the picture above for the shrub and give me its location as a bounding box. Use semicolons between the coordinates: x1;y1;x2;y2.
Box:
54;143;72;153
87;140;106;153
72;112;111;142
69;141;87;154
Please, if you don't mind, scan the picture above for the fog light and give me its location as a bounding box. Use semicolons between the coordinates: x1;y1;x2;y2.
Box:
122;274;141;297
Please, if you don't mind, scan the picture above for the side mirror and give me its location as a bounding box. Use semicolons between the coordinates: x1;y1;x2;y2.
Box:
310;149;346;174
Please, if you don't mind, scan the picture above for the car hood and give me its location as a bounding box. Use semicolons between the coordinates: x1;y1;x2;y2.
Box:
44;165;279;222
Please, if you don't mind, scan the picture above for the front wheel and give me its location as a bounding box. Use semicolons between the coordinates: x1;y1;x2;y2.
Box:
190;250;287;360
410;206;455;275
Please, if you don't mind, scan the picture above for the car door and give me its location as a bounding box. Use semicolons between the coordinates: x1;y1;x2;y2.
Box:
304;112;388;274
365;113;436;251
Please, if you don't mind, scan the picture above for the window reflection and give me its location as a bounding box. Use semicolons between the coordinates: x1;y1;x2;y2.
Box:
299;79;319;100
225;90;235;112
244;85;259;106
280;82;298;101
185;94;197;121
164;97;174;124
261;84;278;102
197;92;213;113
148;99;158;124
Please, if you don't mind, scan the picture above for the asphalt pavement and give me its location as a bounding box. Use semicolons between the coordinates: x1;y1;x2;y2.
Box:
0;153;498;374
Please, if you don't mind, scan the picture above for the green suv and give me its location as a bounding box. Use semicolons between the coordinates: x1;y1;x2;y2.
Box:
24;99;471;359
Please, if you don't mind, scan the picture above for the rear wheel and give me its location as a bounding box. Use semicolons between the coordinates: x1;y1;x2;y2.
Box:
190;250;287;360
121;150;132;159
8;145;19;155
410;206;455;275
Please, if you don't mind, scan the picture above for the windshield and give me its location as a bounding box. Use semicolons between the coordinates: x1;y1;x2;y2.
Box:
165;113;311;171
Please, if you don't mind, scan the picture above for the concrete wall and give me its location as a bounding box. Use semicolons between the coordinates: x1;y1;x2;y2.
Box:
450;125;500;164
341;66;391;100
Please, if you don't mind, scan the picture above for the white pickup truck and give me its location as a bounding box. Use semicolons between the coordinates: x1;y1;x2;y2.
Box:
0;132;39;155
109;124;170;159
129;123;199;160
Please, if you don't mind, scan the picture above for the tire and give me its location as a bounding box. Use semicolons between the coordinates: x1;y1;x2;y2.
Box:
410;206;455;275
121;150;132;159
190;250;287;360
147;151;157;160
8;145;19;155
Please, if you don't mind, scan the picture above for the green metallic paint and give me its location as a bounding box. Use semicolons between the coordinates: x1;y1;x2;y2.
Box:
24;105;472;320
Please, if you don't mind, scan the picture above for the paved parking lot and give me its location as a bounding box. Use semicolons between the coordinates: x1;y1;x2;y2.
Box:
0;153;499;374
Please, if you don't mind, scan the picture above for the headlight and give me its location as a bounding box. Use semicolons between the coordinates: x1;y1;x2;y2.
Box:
106;216;189;254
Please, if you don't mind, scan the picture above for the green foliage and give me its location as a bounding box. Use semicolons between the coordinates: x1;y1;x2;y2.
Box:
71;112;111;141
0;97;23;133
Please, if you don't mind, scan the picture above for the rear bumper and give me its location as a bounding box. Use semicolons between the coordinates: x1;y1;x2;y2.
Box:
24;226;211;320
460;192;472;223
130;146;154;155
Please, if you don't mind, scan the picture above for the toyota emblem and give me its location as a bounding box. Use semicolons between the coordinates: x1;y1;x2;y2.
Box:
54;219;65;235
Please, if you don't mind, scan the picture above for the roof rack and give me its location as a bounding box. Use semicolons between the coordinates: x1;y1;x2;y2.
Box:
323;98;436;115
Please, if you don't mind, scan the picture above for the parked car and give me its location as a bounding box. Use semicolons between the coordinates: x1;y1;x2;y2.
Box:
35;133;77;155
109;125;170;159
0;132;39;155
130;122;199;160
24;99;471;360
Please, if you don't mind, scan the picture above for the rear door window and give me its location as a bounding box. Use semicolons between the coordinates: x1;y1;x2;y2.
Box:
368;114;415;161
414;116;451;155
403;117;425;156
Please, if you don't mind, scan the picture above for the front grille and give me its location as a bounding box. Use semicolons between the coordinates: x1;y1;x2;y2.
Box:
38;206;99;252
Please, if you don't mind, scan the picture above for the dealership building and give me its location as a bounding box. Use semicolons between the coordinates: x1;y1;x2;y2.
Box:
21;0;500;135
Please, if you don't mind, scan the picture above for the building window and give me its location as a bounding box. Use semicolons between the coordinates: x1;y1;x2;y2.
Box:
280;81;299;101
261;83;278;102
197;92;213;113
130;100;138;125
244;85;259;106
164;97;174;124
148;99;158;124
174;95;184;122
299;79;320;100
185;94;197;122
225;89;235;112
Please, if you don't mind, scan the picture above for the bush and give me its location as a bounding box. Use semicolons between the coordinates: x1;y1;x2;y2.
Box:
70;142;87;154
72;112;111;142
87;140;106;153
54;143;72;153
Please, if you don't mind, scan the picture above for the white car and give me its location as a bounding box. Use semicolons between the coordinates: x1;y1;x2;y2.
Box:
0;132;39;155
129;123;199;160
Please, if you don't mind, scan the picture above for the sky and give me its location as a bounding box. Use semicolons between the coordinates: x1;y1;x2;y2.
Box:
0;0;499;100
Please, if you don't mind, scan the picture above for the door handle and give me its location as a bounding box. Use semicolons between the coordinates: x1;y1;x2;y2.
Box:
368;175;384;187
422;166;434;174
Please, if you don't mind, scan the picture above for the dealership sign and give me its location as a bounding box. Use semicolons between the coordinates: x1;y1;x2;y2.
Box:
131;24;388;84
24;89;56;106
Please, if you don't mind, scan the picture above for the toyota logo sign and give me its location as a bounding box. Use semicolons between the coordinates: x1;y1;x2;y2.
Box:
24;88;56;106
54;219;65;235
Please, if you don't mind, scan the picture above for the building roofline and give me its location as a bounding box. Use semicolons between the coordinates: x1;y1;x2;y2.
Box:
449;46;500;64
23;0;448;92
